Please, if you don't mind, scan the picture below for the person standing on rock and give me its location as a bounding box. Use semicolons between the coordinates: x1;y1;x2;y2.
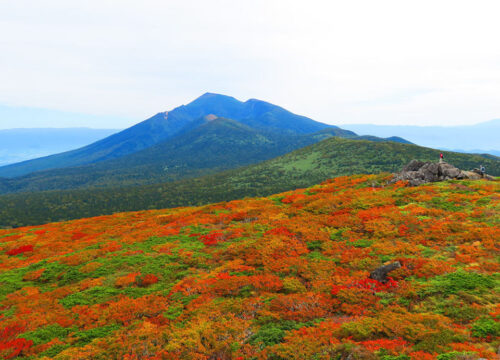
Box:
439;153;444;163
480;165;485;177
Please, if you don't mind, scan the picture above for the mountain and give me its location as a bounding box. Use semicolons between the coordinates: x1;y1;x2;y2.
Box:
0;93;333;178
1;174;498;359
341;119;500;154
352;135;411;144
1;136;497;227
0;128;118;167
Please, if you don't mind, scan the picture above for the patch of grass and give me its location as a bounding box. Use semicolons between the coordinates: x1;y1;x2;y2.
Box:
281;152;320;172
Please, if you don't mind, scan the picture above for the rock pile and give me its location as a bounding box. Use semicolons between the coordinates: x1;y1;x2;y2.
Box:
391;160;492;186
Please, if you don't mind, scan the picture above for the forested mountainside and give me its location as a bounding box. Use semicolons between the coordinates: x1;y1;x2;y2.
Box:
0;174;498;359
0;121;355;194
0;137;498;228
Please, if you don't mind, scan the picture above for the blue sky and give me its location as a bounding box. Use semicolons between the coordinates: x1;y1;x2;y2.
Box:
1;0;500;129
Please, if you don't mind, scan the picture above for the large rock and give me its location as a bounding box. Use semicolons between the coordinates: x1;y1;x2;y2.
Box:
369;262;401;283
462;171;482;180
391;160;491;186
402;160;425;172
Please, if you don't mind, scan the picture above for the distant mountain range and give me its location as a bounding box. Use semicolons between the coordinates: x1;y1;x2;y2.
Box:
341;120;500;155
1;136;498;227
0;128;118;167
0;93;410;194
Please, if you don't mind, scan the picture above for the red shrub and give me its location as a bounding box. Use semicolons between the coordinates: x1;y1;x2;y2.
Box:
136;274;159;287
0;338;33;359
216;272;232;280
360;337;408;352
264;227;295;237
71;231;87;240
6;245;33;256
199;231;224;246
332;277;398;296
354;277;398;293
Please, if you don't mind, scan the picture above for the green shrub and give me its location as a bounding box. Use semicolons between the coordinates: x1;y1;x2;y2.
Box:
436;351;476;360
424;270;496;296
39;344;71;358
164;304;184;320
73;324;121;345
435;297;486;322
306;240;322;251
249;320;303;348
381;356;411;360
60;286;121;308
352;239;373;248
21;324;71;346
471;317;500;338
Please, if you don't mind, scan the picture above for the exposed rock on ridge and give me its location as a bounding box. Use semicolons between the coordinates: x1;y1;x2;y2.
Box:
391;160;493;186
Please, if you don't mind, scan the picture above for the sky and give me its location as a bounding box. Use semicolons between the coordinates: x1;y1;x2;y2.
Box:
1;0;500;129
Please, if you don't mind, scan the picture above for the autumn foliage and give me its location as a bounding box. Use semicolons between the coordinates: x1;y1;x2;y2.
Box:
5;245;33;256
0;174;498;359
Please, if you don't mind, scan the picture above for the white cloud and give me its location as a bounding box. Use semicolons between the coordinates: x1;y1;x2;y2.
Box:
0;0;499;128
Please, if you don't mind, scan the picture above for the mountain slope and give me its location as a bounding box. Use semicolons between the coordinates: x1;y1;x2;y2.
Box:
0;136;498;227
0;119;355;194
0;93;333;178
0;175;498;359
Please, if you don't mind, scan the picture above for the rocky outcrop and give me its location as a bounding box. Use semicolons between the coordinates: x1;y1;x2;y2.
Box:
369;262;401;283
390;160;493;186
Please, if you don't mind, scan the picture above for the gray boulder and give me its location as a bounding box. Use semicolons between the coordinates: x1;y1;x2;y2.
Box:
369;262;401;283
390;160;488;186
402;159;425;172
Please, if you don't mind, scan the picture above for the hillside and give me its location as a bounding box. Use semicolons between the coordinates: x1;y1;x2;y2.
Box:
0;93;334;178
0;137;498;228
0;119;354;194
0;174;498;359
